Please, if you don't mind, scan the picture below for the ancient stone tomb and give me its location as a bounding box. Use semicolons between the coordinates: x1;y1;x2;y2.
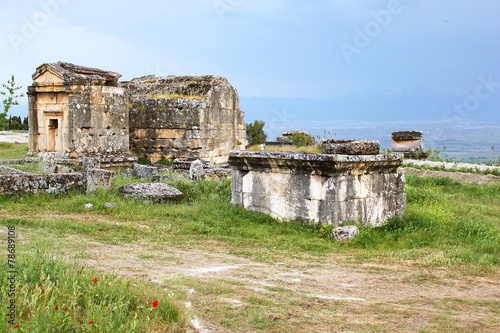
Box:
228;143;406;227
27;62;131;161
27;62;246;165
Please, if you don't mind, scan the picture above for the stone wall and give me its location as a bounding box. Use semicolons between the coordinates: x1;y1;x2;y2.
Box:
124;75;246;164
0;173;86;195
228;151;406;227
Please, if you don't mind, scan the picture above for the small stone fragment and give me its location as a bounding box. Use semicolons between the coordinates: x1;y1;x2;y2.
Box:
331;226;360;242
84;203;94;209
104;202;117;208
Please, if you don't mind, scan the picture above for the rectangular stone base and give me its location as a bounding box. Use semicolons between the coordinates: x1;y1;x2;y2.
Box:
228;151;406;227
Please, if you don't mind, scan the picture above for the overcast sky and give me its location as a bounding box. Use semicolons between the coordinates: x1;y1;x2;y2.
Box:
1;0;499;117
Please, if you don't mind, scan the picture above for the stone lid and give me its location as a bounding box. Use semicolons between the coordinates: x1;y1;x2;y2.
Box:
391;131;423;140
320;139;380;155
122;74;232;99
228;150;403;175
32;62;121;85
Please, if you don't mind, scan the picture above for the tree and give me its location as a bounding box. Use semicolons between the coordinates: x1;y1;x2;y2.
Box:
0;75;24;130
288;132;315;147
246;120;267;146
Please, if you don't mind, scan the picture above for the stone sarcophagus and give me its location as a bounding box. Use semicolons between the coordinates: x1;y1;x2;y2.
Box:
228;150;406;227
392;131;428;159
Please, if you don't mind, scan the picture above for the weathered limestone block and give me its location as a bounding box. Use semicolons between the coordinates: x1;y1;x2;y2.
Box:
124;75;245;163
228;150;406;227
133;163;158;179
86;169;115;193
82;156;101;177
119;183;183;203
189;160;205;181
321;139;380;155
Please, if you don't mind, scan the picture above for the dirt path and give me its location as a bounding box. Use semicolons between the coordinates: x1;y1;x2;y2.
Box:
64;238;500;332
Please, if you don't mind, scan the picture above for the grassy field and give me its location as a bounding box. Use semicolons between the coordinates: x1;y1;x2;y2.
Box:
1;172;499;331
0;142;28;160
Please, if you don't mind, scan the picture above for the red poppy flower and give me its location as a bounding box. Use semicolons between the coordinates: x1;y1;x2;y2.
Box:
64;307;67;311
55;305;58;310
15;325;20;328
153;300;158;307
89;321;94;324
164;194;166;196
124;302;127;304
93;278;98;283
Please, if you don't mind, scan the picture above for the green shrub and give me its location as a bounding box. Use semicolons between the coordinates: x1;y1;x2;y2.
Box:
137;156;152;165
288;132;315;147
155;156;174;166
246;120;267;145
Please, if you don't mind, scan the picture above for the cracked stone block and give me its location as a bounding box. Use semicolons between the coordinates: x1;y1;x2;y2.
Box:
119;183;183;203
86;169;115;193
133;163;158;179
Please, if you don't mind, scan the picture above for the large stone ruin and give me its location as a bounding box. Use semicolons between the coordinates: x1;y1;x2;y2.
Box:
124;75;245;164
392;131;428;159
228;140;406;227
26;62;246;166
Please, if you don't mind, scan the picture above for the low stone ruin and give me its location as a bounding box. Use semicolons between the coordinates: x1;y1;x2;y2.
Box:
119;183;183;203
228;140;406;227
321;139;380;155
392;131;428;159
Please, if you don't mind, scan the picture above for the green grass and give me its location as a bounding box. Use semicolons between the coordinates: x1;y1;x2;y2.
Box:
1;174;499;268
0;240;186;332
0;142;28;160
344;176;500;266
1;171;499;330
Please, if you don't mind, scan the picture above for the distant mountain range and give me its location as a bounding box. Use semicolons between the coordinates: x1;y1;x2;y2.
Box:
240;87;500;154
241;86;500;125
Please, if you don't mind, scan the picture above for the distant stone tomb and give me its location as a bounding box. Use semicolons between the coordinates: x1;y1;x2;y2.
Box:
391;131;428;159
228;142;406;227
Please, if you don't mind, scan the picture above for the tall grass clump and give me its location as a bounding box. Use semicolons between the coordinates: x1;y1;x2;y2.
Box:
344;175;500;266
0;242;186;332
